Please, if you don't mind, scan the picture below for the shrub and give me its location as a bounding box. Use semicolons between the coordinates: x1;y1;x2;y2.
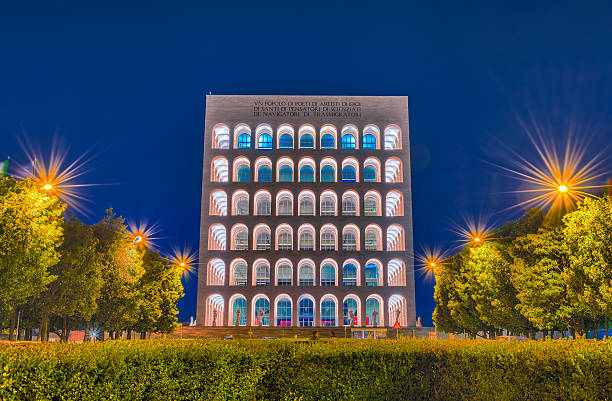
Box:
0;339;610;400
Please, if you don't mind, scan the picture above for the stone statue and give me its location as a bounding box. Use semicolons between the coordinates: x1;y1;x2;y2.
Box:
235;309;241;326
395;309;401;324
212;309;217;326
258;309;264;326
348;310;355;327
416;316;421;327
372;309;378;327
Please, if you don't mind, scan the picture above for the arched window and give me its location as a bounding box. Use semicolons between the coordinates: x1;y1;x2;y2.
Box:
321;134;335;149
320;165;335;182
321;264;336;286
341;134;356;149
209;190;227;216
299;165;314;182
386;190;404;217
279;134;293;149
236;165;250;182
276;297;292;326
388;259;406;286
299;230;314;251
298;297;314;326
387;224;406;251
235;196;249;216
363;134;376;149
343;298;358;326
342;230;357;251
364;191;382;217
298;263;314;286
385;158;403;183
232;263;247;286
212;124;230;149
321;297;336;326
256;230;271;251
207;259;225;285
341;165;356;182
256;197;271;216
278;165;293;182
258;133;273;150
342;196;357;216
277;263;292;286
253;297;270;326
300;134;314;149
233;229;248;250
320;196;335;216
232;297;247;325
278;196;293;216
384;125;402;149
237;133;251;148
234;124;252;149
364;166;377;182
255;263;270;286
366;297;381;326
365;229;379;251
211;157;229;182
320;228;336;251
342;264;357;286
365;263;380;286
299;197;314;216
257;165;272;182
277;229;293;250
208;224;226;250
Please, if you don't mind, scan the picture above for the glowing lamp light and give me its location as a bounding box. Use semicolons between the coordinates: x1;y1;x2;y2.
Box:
474;237;481;242
43;184;53;191
429;262;435;268
180;262;185;267
134;236;143;243
558;185;568;193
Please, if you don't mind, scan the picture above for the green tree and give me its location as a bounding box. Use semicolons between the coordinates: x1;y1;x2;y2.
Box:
156;263;183;336
0;178;64;340
466;242;532;335
134;248;165;338
563;196;612;337
432;255;462;334
39;217;103;342
93;209;144;339
512;224;585;335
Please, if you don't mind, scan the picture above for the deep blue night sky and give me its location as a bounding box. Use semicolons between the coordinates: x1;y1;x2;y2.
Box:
1;1;611;325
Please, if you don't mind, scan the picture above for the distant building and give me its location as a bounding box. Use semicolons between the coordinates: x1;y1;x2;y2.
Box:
196;95;416;327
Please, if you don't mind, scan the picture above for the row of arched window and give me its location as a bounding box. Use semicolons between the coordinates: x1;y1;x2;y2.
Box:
211;123;402;150
209;189;404;217
203;293;410;327
210;156;403;183
207;223;406;252
206;258;407;287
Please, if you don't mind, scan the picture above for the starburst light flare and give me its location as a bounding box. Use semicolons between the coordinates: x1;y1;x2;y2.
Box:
416;245;447;281
451;216;494;248
15;135;100;215
127;219;161;249
493;132;609;218
169;246;198;279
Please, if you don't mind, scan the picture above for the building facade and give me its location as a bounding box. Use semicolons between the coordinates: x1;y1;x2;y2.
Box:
196;95;416;328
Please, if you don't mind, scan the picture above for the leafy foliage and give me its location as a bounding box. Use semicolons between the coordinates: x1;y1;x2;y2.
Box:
0;339;610;401
0;178;64;319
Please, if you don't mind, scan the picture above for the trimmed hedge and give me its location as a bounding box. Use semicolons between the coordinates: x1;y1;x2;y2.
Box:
1;339;611;400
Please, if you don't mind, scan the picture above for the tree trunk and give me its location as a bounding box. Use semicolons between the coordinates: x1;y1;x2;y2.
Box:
605;314;609;339
8;310;17;341
40;309;49;342
108;330;114;340
61;317;68;342
25;328;32;341
126;329;132;340
140;332;146;340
